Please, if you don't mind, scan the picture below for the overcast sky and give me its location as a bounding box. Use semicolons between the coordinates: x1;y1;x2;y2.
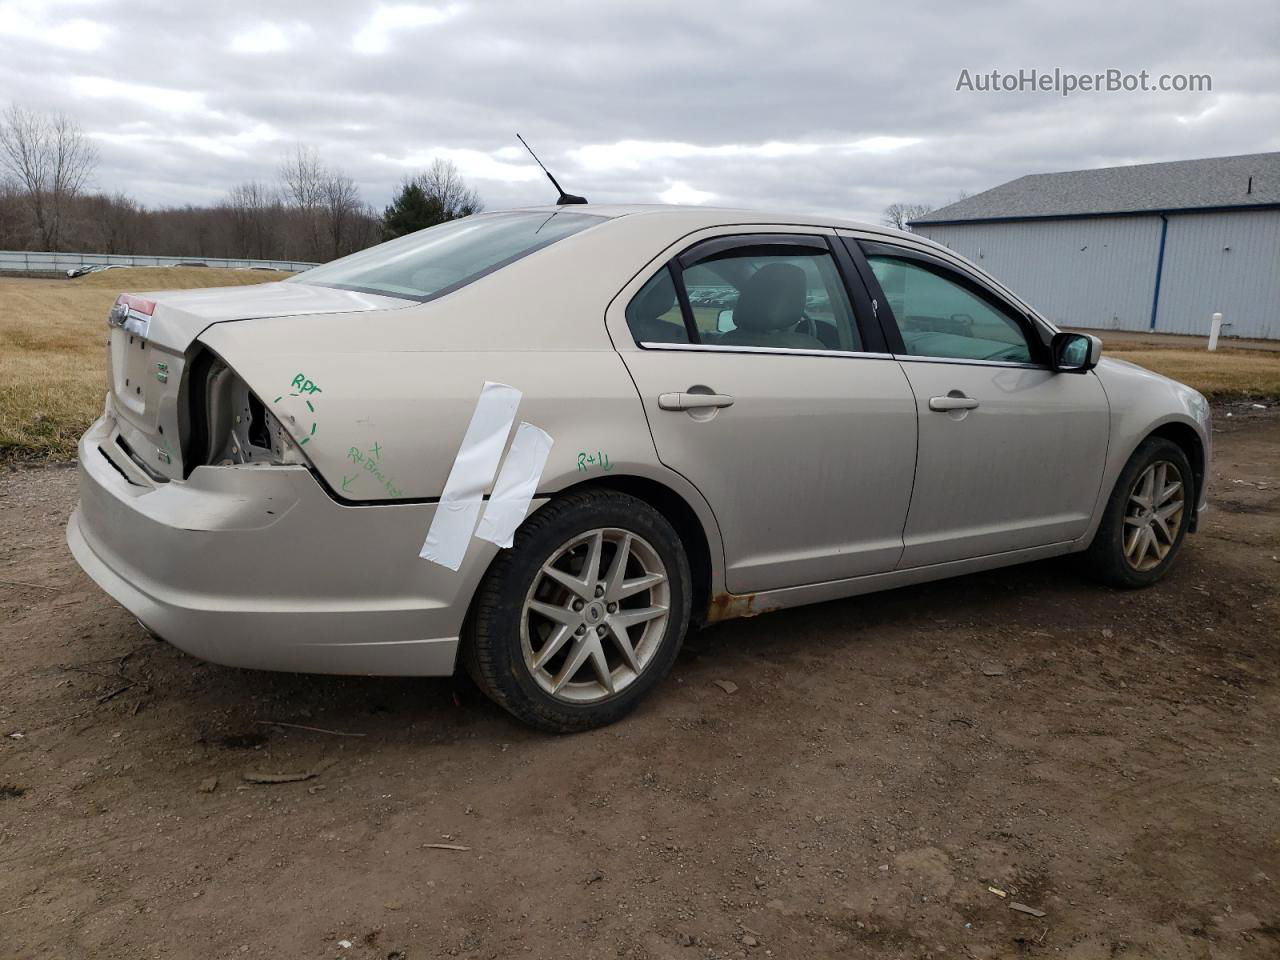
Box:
2;0;1277;222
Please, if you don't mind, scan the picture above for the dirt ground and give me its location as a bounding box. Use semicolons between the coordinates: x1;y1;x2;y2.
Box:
1;405;1277;960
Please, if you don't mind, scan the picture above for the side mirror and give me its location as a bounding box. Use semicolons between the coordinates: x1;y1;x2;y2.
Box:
716;308;735;333
1051;332;1101;373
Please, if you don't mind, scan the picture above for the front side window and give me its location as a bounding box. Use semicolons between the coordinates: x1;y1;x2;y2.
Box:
294;211;606;301
678;248;860;352
866;255;1034;363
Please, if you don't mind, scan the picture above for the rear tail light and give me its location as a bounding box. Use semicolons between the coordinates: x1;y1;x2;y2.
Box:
108;294;157;337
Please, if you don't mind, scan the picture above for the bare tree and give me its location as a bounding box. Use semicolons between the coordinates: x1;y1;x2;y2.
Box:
0;176;24;248
0;103;99;250
83;191;143;253
881;202;934;231
223;180;281;260
419;158;483;220
278;144;329;259
319;172;362;259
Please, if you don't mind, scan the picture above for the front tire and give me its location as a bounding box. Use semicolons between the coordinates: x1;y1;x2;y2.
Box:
1083;437;1193;588
464;490;692;732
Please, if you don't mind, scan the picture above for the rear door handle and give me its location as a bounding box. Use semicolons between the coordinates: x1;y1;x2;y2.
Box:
928;395;980;412
658;392;735;411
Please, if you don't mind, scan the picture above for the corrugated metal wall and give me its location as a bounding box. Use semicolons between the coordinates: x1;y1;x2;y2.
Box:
916;218;1162;331
1155;210;1280;339
916;209;1280;339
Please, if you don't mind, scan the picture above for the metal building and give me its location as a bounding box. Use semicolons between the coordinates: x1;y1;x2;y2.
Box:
911;152;1280;340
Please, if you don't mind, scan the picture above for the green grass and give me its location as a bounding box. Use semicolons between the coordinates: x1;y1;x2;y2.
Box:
0;269;285;462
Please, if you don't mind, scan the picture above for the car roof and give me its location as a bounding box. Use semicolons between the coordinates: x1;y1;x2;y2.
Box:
497;203;923;240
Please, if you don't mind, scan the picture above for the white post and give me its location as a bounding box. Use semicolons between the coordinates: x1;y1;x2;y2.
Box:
1208;312;1223;351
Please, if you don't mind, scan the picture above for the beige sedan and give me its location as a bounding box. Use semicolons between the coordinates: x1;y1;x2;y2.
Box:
68;206;1211;730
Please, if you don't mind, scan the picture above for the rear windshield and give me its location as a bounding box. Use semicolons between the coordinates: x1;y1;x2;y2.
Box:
292;211;607;301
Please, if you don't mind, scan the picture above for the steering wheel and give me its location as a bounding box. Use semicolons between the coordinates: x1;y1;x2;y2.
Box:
792;312;819;339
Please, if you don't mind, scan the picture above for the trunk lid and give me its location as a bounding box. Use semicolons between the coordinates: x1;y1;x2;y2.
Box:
105;281;410;481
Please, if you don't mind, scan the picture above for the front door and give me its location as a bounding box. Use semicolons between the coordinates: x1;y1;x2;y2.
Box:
853;239;1110;568
609;232;919;594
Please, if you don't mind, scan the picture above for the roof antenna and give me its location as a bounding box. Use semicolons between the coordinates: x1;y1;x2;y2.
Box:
517;134;587;205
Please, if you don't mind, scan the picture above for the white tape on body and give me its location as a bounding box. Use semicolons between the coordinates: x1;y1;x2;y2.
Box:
419;381;521;570
475;422;554;549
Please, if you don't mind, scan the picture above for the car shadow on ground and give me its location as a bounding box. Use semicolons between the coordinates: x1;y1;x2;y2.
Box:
150;552;1103;745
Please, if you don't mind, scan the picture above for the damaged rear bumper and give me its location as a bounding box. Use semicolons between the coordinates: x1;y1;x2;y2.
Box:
67;412;491;676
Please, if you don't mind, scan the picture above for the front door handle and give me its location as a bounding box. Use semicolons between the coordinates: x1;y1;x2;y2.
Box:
928;395;980;412
658;392;735;411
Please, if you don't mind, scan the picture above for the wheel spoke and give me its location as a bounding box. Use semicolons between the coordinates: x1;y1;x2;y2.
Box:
551;635;594;693
1123;514;1145;527
532;624;573;670
606;621;642;672
581;530;604;589
610;605;667;630
1158;479;1183;504
1124;524;1144;558
616;572;665;600
528;599;577;626
541;564;593;601
602;533;633;602
1138;526;1156;565
1152;514;1172;543
586;638;614;694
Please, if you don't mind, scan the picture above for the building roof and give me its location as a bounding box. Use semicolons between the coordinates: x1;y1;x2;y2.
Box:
913;152;1280;225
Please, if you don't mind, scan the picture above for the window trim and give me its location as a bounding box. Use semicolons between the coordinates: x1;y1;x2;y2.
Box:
634;341;897;360
846;238;1052;368
676;233;831;270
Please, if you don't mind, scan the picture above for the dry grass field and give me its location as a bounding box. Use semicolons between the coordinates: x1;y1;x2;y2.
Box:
0;269;285;461
1;270;1278;462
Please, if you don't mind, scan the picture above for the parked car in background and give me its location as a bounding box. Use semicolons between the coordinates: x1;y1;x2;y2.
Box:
67;206;1211;731
66;264;130;278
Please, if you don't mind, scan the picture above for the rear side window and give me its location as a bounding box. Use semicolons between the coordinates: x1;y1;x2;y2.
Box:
687;249;861;352
294;211;606;301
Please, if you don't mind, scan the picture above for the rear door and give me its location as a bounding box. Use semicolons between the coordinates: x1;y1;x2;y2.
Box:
606;229;918;595
843;236;1110;568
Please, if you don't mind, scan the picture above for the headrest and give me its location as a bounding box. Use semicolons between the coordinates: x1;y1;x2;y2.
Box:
731;262;807;332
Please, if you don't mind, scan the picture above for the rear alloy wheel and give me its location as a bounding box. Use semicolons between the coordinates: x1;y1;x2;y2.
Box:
522;528;671;703
465;491;691;732
1084;437;1193;588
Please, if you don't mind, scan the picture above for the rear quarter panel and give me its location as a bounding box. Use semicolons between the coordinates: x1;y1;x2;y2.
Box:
195;212;731;592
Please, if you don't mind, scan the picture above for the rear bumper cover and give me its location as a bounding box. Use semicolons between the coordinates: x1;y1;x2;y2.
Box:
67;412;505;676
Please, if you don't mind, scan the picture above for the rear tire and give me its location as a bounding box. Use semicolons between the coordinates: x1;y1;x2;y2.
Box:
464;490;691;732
1083;437;1193;589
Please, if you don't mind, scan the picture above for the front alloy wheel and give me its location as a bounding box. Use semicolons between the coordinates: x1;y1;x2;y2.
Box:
1122;460;1186;572
1084;436;1194;588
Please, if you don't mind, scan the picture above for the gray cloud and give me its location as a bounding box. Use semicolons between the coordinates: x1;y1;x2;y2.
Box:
2;0;1276;222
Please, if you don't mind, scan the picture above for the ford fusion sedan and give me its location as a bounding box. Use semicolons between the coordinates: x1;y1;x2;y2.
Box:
67;205;1211;731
